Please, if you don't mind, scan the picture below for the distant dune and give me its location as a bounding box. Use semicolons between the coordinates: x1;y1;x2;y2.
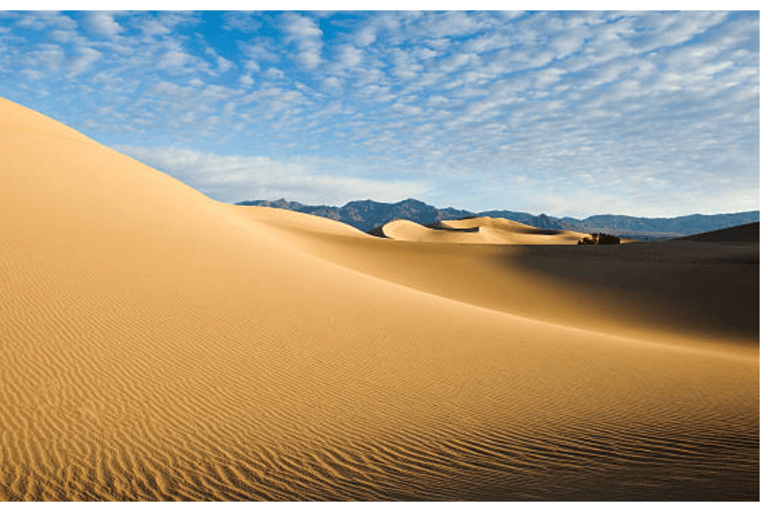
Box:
380;216;587;245
0;96;759;500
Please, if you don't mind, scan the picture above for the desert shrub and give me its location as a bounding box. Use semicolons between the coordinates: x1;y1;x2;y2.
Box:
577;232;621;245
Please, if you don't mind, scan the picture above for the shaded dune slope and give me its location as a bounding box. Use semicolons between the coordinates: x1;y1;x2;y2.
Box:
0;97;759;500
672;221;759;244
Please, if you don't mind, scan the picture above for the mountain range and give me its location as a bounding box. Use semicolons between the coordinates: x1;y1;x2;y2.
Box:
237;198;759;240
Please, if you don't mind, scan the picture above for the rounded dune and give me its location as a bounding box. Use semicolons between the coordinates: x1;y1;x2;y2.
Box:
0;97;759;500
381;218;446;241
380;216;587;245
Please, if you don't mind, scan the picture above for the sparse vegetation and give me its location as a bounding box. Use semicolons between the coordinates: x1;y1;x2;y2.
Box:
577;232;621;245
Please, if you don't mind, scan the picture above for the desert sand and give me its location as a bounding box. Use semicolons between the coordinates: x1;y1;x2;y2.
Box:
0;96;759;500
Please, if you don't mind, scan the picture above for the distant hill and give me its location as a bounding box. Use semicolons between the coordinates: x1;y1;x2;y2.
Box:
236;198;759;239
672;222;759;244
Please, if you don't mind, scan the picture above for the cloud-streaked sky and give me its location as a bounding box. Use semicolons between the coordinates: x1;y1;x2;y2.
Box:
0;9;759;217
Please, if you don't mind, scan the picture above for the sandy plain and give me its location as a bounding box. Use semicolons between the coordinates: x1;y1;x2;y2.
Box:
0;97;759;500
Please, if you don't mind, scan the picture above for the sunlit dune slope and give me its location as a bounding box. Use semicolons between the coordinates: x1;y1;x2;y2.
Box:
380;216;587;244
0;97;759;500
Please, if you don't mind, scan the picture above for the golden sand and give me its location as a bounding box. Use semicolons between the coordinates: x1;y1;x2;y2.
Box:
0;97;759;500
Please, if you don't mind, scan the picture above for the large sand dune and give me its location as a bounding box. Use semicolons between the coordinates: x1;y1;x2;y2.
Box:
673;221;759;244
0;97;759;500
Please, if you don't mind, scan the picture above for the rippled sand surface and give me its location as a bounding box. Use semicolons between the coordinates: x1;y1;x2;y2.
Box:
0;97;759;500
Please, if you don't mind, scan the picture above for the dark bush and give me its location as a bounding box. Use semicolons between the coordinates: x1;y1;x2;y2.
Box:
577;232;621;245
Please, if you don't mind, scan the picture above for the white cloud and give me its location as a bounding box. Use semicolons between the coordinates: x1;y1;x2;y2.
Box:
49;29;78;43
221;12;261;32
437;52;475;73
16;11;77;31
157;50;190;69
24;43;64;72
419;11;486;39
355;23;377;47
628;11;730;53
282;13;323;69
389;48;423;80
548;32;586;58
84;12;123;38
464;33;514;54
135;12;199;37
21;69;45;80
216;55;234;74
240;38;281;63
336;45;365;70
322;76;342;90
264;68;285;80
238;74;255;87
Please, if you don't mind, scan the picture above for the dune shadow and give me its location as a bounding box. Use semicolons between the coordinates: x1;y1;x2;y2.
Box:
516;227;567;235
500;241;759;346
423;222;480;233
367;224;388;238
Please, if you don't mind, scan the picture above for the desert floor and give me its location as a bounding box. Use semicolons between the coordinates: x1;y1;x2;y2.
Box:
0;97;759;500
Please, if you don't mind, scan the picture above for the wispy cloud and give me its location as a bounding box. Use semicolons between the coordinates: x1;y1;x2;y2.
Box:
117;146;431;205
221;11;261;33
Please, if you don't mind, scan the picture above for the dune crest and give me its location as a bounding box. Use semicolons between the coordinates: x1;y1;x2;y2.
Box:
0;97;759;500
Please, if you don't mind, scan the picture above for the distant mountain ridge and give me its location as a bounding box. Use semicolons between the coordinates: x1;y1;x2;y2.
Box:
557;212;761;239
237;198;759;239
239;198;476;232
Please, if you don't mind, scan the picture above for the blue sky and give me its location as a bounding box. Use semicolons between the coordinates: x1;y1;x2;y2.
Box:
0;8;759;217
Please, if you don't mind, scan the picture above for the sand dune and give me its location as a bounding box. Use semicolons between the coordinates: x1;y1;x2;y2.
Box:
0;96;759;500
380;216;588;244
672;221;759;244
241;210;758;354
